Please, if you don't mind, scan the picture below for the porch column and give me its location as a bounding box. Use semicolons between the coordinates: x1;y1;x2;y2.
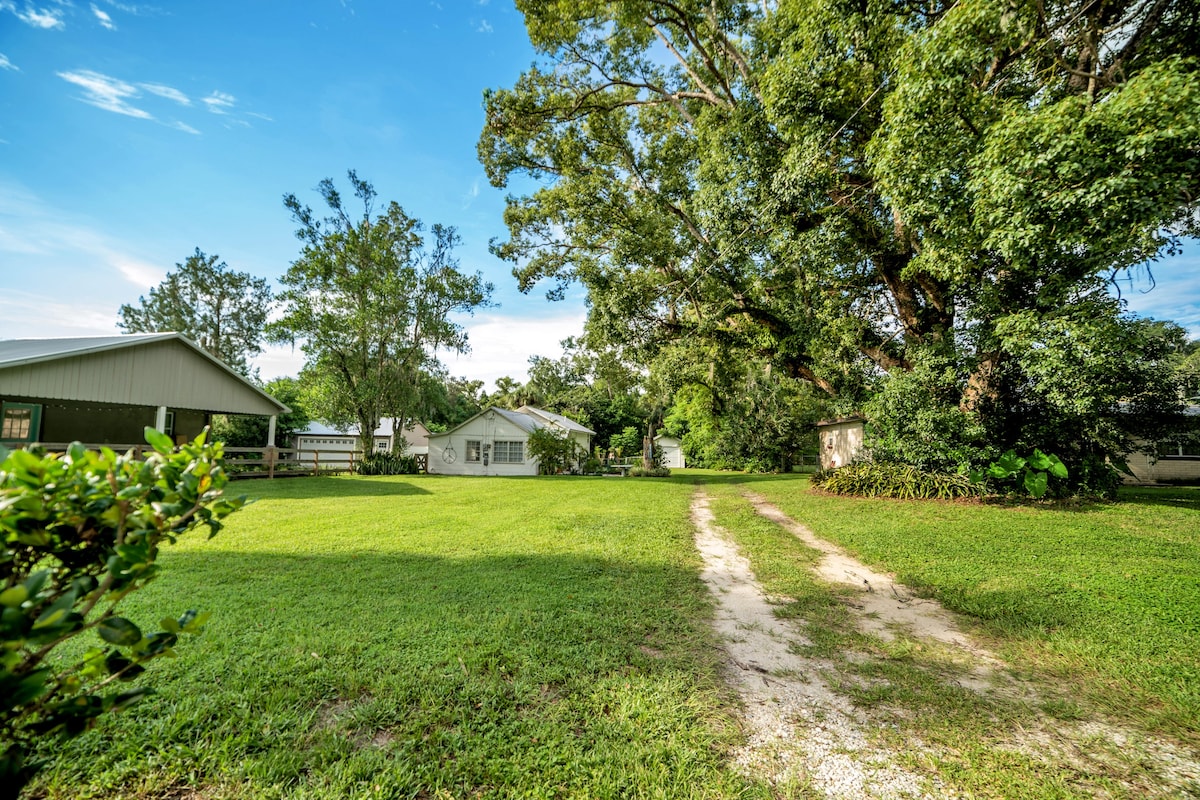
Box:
154;405;168;433
267;415;277;447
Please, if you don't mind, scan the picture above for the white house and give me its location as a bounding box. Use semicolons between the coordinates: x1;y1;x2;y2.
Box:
294;419;431;469
1122;404;1200;484
654;434;685;469
427;405;593;476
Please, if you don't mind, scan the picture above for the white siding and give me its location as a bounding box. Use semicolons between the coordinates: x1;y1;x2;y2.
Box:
656;436;685;468
818;420;864;469
427;410;539;476
1123;449;1200;484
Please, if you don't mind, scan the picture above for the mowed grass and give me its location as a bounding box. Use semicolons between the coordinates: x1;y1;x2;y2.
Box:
727;474;1200;745
33;475;769;800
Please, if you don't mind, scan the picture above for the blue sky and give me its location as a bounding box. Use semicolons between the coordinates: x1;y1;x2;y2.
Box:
0;0;1197;390
0;0;587;387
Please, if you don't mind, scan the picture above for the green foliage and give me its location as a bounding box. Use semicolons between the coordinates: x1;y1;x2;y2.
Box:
209;377;312;448
118;248;272;378
525;428;586;475
269;171;492;454
354;451;419;476
659;359;826;472
628;465;671;478
609;426;642;458
811;462;985;500
971;449;1070;499
863;349;990;472
0;429;244;796
481;0;1197;495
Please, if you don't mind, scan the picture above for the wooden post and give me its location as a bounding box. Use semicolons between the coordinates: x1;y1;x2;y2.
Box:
267;447;276;479
349;449;355;474
313;449;320;476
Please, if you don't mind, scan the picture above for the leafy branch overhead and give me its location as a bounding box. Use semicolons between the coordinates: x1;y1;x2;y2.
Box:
481;0;1199;493
0;430;245;798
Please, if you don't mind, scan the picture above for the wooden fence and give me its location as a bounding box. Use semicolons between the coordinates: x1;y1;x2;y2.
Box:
19;443;412;480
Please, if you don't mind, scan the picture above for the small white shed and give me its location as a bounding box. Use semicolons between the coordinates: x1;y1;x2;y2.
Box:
816;416;865;470
654;434;685;469
427;405;593;476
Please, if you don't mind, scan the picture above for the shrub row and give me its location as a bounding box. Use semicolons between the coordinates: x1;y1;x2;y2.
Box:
811;462;985;500
355;452;419;476
629;466;672;478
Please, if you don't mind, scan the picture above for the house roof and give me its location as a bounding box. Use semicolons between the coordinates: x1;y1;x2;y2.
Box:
517;406;596;435
427;405;594;439
0;333;289;415
299;419;430;438
0;333;177;368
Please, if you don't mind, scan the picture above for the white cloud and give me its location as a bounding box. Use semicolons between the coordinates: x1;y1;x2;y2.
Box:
2;2;66;29
0;179;166;288
169;120;200;135
202;90;235;114
109;253;166;287
246;111;273;122
461;178;480;209
0;290;122;339
0;53;17;71
438;311;587;390
90;2;114;29
476;19;492;33
138;82;189;105
57;69;152;119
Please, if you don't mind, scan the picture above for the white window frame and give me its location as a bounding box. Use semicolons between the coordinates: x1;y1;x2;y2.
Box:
466;440;482;462
493;440;524;464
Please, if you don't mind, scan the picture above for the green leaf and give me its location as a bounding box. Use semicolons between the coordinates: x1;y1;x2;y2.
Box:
1027;449;1052;471
98;617;144;646
1024;470;1048;498
0;585;28;608
1046;453;1069;479
143;426;175;455
104;650;145;680
995;451;1026;475
5;668;52;706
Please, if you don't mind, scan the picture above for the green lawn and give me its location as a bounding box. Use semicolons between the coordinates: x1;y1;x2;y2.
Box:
33;475;769;800
28;472;1200;798
729;476;1200;745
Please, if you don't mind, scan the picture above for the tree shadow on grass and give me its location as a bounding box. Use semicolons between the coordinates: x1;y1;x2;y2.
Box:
671;470;808;487
240;476;433;500
36;547;753;799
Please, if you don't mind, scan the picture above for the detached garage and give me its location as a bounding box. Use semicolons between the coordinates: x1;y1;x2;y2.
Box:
0;333;289;448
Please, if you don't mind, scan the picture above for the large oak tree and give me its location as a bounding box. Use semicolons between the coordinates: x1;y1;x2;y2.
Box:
480;0;1199;488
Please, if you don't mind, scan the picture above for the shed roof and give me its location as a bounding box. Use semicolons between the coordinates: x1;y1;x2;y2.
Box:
0;333;289;415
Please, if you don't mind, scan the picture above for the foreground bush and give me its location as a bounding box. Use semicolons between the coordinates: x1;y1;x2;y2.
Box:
811;462;984;500
0;429;244;798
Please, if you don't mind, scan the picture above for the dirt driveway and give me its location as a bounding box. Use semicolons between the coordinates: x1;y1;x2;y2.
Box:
691;490;1200;799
